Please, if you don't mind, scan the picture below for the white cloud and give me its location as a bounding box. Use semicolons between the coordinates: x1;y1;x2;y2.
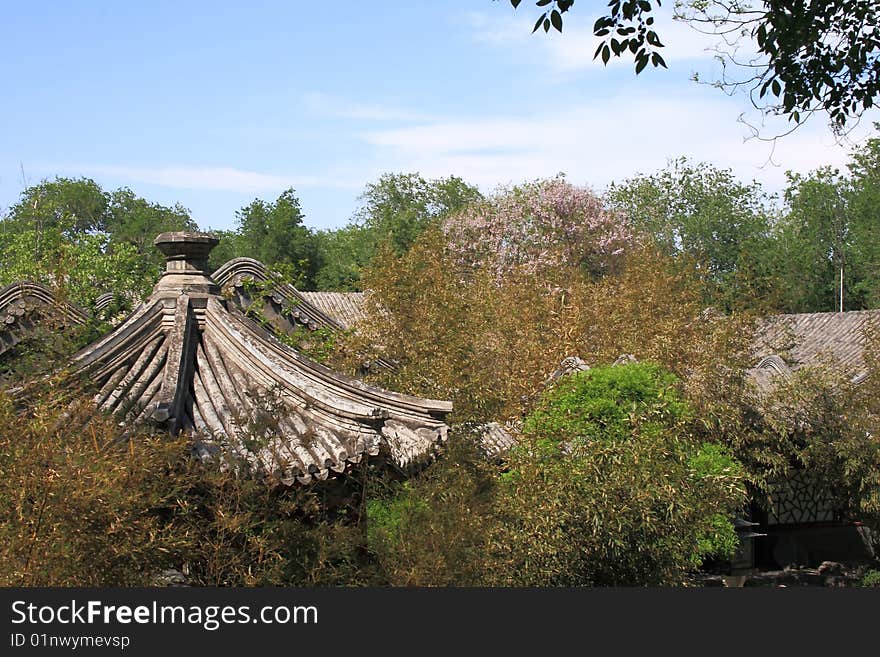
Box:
71;165;360;194
304;92;434;122
360;90;873;195
87;165;291;192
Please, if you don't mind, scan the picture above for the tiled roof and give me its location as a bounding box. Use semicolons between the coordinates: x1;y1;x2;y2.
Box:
39;234;453;484
299;291;368;330
750;309;880;387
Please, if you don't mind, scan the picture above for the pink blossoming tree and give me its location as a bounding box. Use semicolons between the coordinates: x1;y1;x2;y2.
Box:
442;175;633;279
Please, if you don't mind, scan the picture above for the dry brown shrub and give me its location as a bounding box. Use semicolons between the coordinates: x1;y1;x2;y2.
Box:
343;227;756;427
0;391;360;586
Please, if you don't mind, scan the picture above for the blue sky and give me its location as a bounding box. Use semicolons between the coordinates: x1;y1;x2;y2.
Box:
2;1;878;232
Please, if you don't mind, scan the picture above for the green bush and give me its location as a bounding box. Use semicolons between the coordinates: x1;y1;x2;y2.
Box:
363;434;497;586
523;362;690;444
862;570;880;587
488;362;747;586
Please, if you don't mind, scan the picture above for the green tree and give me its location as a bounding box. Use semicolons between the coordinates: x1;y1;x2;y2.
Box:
314;173;482;291
1;177;108;236
105;188;197;265
0;226;151;312
313;225;374;291
490;362;746;585
206;229;244;272
774;167;851;312
772;129;880;312
355;172;483;256
0;177;194;311
846;129;880;307
234;188;321;289
605;158;777;310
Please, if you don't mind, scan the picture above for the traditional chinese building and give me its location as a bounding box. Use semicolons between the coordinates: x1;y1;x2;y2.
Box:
4;232;451;485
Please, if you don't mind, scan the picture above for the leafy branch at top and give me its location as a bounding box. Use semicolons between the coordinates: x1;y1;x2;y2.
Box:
503;1;880;135
505;0;667;72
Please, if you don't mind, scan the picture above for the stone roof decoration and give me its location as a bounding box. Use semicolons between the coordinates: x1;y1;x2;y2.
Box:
0;281;89;359
546;355;590;384
94;292;118;314
750;309;880;390
475;421;520;460
63;233;452;484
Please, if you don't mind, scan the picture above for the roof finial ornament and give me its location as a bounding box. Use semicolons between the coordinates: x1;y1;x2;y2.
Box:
153;232;220;296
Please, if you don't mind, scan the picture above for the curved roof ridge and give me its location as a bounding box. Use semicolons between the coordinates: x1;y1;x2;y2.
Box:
1;280;91;359
212;257;344;331
0;280;90;325
753;354;793;377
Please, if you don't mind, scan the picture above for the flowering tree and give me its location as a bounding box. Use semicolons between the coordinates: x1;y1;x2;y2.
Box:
442;176;632;279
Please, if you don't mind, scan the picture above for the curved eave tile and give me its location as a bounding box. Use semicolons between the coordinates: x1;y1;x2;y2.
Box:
200;297;448;475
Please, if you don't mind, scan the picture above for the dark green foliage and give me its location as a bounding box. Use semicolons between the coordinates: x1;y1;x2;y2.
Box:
203;188;323;290
234;188;321;289
606;131;880;313
753;1;880;128
206;229;243;271
843;130;880;308
355;173;482;256
504;1;880;131
104;187;197;270
313;173;482;291
2;177;108;235
313;224;374;291
771;130;880;312
774;167;851;312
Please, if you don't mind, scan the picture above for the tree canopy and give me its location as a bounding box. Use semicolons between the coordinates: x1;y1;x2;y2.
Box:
604;127;880;313
606;157;777;310
0;177;195;311
314;173;482;291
